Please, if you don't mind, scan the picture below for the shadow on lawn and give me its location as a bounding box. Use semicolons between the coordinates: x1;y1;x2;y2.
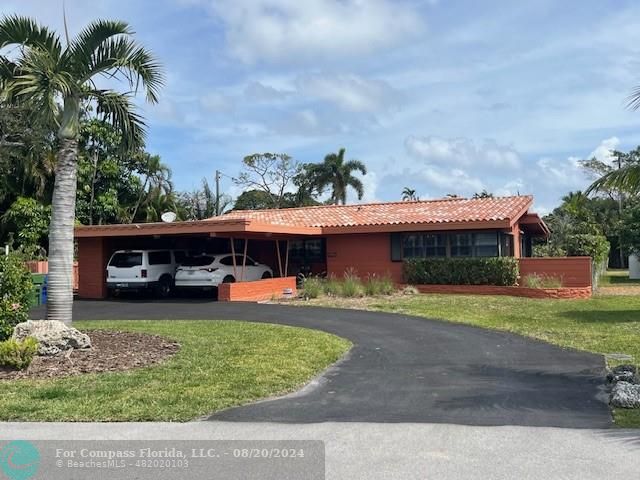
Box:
559;310;640;324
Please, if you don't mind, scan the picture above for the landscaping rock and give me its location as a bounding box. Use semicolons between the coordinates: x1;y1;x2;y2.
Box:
607;364;637;384
12;320;91;356
610;382;640;409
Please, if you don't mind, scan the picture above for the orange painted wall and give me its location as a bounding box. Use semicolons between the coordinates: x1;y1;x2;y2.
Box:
326;233;403;282
77;237;110;299
218;276;297;302
519;257;592;287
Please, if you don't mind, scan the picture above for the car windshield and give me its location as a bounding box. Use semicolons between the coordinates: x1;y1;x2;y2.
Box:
181;255;215;267
109;252;142;268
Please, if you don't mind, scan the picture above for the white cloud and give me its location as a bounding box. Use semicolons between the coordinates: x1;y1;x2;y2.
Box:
404;135;521;169
244;81;291;102
587;136;620;164
296;73;402;113
203;0;424;63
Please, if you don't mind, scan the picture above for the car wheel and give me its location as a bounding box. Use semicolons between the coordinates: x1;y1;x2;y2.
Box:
222;275;235;283
261;271;272;279
155;276;173;298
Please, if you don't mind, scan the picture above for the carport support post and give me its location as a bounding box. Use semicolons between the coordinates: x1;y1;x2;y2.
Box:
275;240;283;277
230;237;237;278
241;239;248;281
284;240;289;277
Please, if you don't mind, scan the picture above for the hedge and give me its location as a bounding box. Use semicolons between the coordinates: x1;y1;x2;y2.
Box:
403;257;519;286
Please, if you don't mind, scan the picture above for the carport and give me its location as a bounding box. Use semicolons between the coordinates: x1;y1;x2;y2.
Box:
74;218;322;301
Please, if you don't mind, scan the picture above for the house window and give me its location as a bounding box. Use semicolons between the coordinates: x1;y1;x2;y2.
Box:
451;233;473;257
475;233;499;257
402;233;447;258
288;239;325;263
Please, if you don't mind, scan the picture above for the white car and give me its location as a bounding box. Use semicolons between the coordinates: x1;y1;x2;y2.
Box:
175;253;273;290
106;249;186;297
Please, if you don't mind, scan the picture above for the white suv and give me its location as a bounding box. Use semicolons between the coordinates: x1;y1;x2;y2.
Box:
106;249;185;297
175;253;273;290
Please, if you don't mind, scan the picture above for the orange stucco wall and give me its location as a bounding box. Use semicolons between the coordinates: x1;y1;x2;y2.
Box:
218;276;297;302
519;256;592;287
77;237;110;299
326;233;404;282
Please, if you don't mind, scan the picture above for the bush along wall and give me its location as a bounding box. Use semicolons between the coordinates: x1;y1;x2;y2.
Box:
403;257;519;286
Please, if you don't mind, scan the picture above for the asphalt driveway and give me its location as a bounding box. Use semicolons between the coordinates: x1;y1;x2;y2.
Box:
32;300;612;428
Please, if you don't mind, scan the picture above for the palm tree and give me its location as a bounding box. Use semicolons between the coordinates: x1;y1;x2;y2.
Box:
402;187;418;201
130;154;172;222
312;148;367;205
0;16;163;323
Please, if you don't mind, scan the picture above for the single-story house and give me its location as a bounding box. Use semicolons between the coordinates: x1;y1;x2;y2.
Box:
74;195;562;300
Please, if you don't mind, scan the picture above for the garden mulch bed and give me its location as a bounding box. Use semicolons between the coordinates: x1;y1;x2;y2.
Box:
0;330;180;380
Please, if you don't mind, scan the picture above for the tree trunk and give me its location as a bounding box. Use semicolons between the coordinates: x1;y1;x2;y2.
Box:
88;150;98;225
47;138;79;325
130;177;148;223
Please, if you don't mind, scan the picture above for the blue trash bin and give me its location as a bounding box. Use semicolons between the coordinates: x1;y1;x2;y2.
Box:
41;275;48;304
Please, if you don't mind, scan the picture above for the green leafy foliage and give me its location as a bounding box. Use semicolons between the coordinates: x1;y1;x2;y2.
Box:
363;274;395;296
2;197;50;257
403;257;519;286
618;203;640;255
0;337;38;370
0;253;33;340
564;234;610;266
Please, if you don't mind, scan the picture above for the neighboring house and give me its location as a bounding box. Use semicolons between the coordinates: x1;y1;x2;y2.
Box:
74;195;549;298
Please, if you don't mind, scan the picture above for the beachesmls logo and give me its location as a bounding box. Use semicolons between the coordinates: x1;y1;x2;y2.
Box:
0;441;40;480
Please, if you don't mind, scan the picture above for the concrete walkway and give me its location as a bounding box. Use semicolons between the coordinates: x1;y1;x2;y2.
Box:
2;422;638;480
33;300;613;428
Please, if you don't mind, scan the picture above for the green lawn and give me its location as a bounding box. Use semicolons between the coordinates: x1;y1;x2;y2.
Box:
0;320;351;421
599;269;640;286
303;292;640;428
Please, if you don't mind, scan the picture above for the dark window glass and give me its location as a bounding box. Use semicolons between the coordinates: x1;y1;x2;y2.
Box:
219;255;234;266
109;252;142;268
500;234;514;257
148;251;171;265
402;233;446;258
390;233;402;261
289;240;305;260
451;234;473;257
305;239;324;262
474;233;499;257
181;255;215;267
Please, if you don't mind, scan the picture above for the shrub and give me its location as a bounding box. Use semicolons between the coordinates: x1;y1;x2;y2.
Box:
522;274;563;288
364;274;395;296
302;277;324;299
323;276;342;297
341;269;364;297
0;253;33;341
0;337;38;370
564;234;610;267
403;257;519;286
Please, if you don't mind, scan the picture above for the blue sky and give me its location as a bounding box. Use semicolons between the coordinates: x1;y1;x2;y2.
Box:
3;0;640;213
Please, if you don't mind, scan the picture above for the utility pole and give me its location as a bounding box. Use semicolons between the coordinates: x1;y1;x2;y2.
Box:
215;170;221;216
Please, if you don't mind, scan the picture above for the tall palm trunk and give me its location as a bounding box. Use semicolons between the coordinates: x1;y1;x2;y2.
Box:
47;138;78;324
130;177;149;223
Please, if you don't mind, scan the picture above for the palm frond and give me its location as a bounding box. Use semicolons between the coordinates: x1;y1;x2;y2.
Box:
347;177;365;200
586;165;640;195
344;159;367;175
89;89;146;152
627;85;640;111
64;19;131;69
79;34;164;103
0;15;61;57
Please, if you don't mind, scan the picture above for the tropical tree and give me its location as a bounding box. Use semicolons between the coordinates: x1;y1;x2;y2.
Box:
234;153;300;208
312;148;367;205
401;187;418;201
473;190;494;199
0;16;163;323
130;153;171;222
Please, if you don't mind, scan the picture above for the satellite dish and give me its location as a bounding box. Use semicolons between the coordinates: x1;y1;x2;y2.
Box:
161;212;177;223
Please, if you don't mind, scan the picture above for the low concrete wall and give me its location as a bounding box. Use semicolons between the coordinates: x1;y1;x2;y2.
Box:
519;257;592;288
218;277;297;302
414;284;592;299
